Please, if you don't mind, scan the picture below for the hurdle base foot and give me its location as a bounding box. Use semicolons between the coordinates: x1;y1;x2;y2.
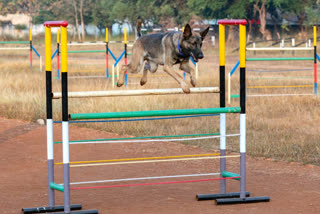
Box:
47;210;98;214
216;196;270;205
196;192;250;201
22;204;82;213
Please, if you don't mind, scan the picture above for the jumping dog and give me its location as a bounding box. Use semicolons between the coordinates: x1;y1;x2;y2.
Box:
117;24;210;93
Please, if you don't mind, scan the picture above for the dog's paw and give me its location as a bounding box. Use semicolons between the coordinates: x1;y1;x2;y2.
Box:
117;81;124;87
181;83;191;94
140;78;147;86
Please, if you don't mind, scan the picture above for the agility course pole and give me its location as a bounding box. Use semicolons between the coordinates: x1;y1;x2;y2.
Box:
197;19;270;205
218;22;227;195
52;87;219;99
314;25;317;98
124;27;128;86
30;28;32;69
106;28;109;78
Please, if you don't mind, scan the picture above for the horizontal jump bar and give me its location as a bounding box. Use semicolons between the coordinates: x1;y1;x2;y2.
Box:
68;173;221;185
0;47;29;50
246;47;313;51
53;87;220;99
218;19;247;25
44;20;68;27
68;50;105;53
0;41;29;44
247;85;313;89
247;57;314;61
69;107;241;120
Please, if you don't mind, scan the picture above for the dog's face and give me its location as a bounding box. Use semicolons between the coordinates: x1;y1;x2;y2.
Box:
181;24;209;62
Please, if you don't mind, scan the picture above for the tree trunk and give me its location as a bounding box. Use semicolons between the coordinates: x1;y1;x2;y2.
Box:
226;25;235;46
79;0;85;41
72;0;81;41
254;0;271;40
247;20;252;42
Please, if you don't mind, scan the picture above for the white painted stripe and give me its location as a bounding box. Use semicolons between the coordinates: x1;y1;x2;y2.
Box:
240;114;246;153
62;122;69;163
46;119;54;160
246;47;313;51
52;87;220;99
68;173;220;185
0;47;29;50
220;113;226;150
69;134;240;145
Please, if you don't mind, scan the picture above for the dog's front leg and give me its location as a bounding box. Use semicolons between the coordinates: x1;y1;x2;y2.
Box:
180;62;196;87
163;64;190;93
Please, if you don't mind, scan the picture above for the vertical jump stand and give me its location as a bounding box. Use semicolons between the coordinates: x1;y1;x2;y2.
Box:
196;19;270;204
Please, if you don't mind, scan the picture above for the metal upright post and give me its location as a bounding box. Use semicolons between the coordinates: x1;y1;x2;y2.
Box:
124;27;128;86
219;23;226;195
45;25;55;208
314;26;317;98
106;28;109;79
30;28;32;69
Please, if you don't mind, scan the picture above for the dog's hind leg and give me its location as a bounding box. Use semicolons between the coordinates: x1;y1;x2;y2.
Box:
140;61;158;86
180;62;196;87
117;42;145;87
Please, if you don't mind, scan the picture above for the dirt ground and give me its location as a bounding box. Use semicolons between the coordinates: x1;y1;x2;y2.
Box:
1;117;320;214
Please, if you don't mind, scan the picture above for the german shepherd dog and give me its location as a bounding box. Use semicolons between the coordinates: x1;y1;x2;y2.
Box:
117;24;209;93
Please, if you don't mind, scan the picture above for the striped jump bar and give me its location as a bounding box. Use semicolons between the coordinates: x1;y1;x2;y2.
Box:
69;107;241;120
52;87;220;99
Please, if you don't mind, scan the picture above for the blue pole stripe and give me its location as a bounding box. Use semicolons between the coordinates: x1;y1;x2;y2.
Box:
31;46;41;58
114;50;126;67
107;48;117;61
51;49;58;60
317;53;320;63
230;60;240;76
53;114;219;124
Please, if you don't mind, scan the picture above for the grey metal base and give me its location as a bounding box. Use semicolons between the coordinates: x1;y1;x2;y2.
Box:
22;204;82;213
46;210;98;214
196;192;250;201
216;196;270;205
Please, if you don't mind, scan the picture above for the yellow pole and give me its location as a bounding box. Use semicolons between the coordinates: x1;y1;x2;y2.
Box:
219;24;225;66
106;28;108;42
57;29;60;44
29;28;32;41
182;27;185;32
124;27;127;44
61;26;67;73
314;26;317;47
45;27;52;71
239;24;246;68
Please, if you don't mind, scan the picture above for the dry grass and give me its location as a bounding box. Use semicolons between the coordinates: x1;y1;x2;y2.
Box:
0;40;319;165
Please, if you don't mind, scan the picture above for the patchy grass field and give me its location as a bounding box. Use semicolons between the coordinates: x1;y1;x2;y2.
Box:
0;35;319;165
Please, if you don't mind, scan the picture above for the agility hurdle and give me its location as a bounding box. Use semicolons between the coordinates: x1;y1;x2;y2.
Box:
227;25;318;103
23;19;269;214
0;28;41;71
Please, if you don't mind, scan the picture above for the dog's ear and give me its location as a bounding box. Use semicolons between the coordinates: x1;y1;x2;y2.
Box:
200;26;210;41
183;24;192;39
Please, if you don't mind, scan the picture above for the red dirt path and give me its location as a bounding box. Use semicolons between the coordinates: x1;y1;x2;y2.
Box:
1;117;320;214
